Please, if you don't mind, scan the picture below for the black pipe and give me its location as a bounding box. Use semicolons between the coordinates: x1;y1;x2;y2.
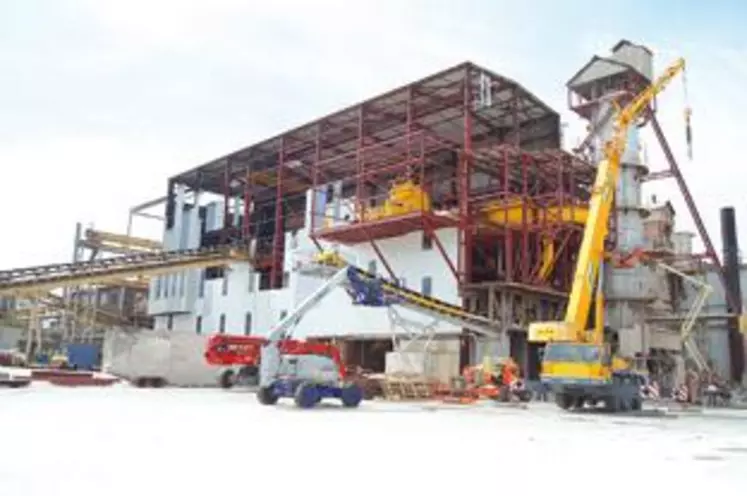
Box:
720;206;745;383
165;179;176;230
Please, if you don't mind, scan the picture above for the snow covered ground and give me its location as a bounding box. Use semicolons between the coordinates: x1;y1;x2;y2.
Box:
1;385;746;495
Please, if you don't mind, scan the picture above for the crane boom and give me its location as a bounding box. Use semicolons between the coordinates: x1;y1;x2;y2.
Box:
529;57;686;344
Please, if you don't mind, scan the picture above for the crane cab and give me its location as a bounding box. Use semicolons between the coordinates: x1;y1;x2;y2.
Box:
541;341;645;412
540;342;611;385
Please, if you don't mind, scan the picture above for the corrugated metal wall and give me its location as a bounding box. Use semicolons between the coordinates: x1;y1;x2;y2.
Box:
697;265;747;378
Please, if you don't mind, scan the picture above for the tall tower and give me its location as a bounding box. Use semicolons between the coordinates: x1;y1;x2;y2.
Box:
567;40;655;350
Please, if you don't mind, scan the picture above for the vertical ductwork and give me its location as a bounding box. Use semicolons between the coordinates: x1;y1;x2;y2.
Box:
165;179;176;230
720;206;745;382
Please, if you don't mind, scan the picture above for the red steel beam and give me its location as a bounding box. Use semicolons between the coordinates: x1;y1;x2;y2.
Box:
521;152;530;282
649;114;736;309
459;67;473;290
422;215;459;282
242;167;252;242
308;123;324;253
365;233;397;282
221;160;231;244
271;138;285;289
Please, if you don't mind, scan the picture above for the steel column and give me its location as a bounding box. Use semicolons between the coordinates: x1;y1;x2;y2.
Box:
271;139;285;289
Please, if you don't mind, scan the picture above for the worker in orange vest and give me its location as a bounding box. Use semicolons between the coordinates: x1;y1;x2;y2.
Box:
502;358;518;386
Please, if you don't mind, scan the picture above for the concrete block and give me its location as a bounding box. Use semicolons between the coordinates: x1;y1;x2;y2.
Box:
385;350;459;383
102;328;222;387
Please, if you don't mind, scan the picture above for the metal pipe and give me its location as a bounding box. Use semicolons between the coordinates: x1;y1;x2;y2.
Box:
720;206;745;382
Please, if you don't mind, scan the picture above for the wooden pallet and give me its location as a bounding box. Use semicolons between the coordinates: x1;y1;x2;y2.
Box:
370;373;439;401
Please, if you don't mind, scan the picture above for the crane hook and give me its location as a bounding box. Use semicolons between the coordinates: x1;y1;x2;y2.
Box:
683;66;693;160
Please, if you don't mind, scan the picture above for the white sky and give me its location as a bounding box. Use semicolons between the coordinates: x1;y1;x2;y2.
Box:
1;0;746;269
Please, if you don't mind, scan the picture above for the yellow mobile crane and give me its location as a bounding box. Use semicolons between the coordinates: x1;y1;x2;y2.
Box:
527;57;687;412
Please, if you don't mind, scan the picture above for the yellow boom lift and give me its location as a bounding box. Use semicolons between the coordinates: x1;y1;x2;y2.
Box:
527;57;687;412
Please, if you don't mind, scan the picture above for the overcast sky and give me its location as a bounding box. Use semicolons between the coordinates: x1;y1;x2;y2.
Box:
1;0;746;269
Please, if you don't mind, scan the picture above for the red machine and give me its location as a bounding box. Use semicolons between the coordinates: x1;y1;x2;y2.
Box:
204;334;267;367
204;334;348;388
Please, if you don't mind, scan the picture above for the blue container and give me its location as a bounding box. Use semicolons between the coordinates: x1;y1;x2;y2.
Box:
65;344;101;370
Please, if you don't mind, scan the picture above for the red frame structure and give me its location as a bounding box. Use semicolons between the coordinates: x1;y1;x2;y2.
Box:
170;62;594;335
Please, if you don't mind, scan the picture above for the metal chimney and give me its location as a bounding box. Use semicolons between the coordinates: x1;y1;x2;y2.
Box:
720;206;745;382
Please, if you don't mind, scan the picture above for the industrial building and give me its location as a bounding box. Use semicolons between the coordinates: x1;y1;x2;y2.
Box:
148;55;580;379
143;40;744;384
0;38;742;390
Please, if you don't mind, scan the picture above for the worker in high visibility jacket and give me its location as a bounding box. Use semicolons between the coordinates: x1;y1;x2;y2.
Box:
501;358;518;386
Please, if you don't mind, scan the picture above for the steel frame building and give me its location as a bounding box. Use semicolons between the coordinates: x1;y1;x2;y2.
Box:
167;61;598;364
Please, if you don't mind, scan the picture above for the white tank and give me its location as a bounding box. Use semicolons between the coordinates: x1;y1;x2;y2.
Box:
672;231;695;255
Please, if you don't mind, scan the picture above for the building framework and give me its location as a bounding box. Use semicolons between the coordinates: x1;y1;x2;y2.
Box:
169;62;596;368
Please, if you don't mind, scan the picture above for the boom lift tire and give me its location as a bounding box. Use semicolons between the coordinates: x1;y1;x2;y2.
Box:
219;369;235;389
340;383;364;408
257;385;279;405
294;381;322;409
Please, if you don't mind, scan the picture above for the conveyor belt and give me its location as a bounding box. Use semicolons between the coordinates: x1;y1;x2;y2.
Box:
83;229;163;253
0;246;247;296
348;267;500;338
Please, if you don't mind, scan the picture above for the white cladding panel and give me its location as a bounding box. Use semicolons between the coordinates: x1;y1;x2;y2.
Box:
290;227;460;339
150;189;462;339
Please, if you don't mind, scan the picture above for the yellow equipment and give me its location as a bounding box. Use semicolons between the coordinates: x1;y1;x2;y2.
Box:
481;202;588;227
480;201;588;283
49;352;70;369
360;179;431;221
527;57;687;412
